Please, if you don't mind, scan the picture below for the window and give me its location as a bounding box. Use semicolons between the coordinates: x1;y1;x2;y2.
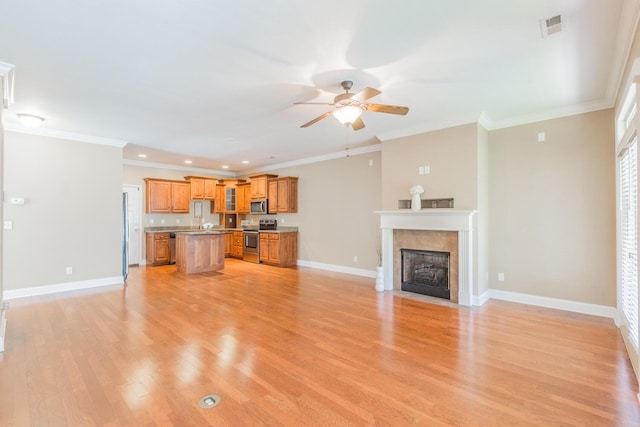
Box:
616;65;640;380
620;138;638;348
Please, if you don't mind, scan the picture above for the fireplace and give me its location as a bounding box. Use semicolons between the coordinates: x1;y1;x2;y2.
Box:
401;249;450;299
375;209;477;306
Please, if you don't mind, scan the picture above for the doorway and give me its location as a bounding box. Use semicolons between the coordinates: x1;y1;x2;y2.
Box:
123;185;142;265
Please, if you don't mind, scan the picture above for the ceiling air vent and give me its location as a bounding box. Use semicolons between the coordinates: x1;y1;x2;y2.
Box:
540;14;563;38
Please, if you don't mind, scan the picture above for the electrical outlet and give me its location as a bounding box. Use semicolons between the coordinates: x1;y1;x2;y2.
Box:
160;219;165;224
354;256;358;262
498;272;505;281
2;301;9;310
176;219;180;224
149;219;154;224
3;221;12;230
66;266;73;275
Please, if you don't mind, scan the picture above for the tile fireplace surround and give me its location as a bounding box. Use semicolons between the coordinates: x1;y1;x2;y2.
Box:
376;209;477;306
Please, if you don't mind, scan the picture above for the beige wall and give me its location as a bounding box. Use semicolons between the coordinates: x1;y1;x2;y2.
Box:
381;123;479;210
488;110;616;305
251;151;382;271
3;132;123;291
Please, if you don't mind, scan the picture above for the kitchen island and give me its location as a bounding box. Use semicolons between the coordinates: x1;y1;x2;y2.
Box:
175;231;229;274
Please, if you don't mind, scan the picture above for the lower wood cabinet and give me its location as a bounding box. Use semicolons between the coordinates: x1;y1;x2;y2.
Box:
232;231;243;258
146;232;170;265
224;232;233;256
259;232;297;267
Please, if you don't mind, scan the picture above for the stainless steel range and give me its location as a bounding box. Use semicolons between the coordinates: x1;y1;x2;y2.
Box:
242;230;260;263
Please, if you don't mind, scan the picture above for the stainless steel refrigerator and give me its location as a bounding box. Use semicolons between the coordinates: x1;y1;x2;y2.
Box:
122;192;129;281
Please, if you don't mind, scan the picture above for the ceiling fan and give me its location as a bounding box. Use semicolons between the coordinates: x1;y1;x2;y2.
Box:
295;80;409;131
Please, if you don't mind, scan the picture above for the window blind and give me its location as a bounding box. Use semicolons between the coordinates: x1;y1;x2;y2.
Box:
621;138;639;348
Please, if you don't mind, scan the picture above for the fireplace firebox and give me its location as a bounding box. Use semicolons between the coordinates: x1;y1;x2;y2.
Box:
401;249;450;299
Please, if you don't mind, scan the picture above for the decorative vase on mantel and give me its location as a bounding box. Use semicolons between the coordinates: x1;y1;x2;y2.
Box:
411;193;421;211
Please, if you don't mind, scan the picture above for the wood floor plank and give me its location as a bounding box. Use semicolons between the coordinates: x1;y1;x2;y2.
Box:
0;260;638;426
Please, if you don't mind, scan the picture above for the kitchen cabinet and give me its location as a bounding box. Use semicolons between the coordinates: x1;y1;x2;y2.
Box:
175;232;225;274
146;232;170;265
224;232;233;256
259;231;297;267
249;174;278;199
144;179;190;213
212;180;248;214
185;176;217;200
236;182;251;214
268;177;298;213
213;184;226;213
232;231;244;258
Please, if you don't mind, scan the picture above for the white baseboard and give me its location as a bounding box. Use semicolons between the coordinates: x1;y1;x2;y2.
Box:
3;276;124;300
296;260;377;279
473;290;492;306
479;289;616;319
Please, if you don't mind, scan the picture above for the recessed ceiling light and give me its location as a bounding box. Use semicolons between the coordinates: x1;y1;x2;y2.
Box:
267;155;277;159
138;154;147;158
222;165;229;169
184;160;193;164
17;113;45;128
242;160;249;164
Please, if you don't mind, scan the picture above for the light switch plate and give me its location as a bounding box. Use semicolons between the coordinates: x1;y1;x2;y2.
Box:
3;221;12;230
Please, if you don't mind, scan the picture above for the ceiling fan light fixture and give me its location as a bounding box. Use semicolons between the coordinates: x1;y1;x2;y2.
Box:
333;105;362;125
17;113;45;128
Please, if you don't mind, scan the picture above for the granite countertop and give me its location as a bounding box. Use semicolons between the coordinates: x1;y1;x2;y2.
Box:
173;230;230;236
145;226;298;233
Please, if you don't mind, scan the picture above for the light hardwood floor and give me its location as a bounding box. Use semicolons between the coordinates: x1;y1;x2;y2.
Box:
1;260;639;426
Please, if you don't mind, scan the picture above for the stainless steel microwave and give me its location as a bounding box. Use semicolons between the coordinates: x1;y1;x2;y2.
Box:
250;199;268;214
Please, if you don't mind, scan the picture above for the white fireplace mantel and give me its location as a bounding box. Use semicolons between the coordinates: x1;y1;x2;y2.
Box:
375;209;477;306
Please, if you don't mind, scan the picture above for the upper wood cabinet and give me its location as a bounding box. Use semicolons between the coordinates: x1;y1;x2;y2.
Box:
185;176;217;200
249;174;278;199
236;182;252;213
144;178;191;213
268;177;298;213
213;184;226;213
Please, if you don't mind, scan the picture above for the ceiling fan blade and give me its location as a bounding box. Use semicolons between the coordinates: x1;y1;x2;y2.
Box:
300;111;334;128
351;117;365;131
350;87;381;102
364;103;409;115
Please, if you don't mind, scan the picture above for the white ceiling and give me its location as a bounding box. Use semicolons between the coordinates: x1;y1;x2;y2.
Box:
1;1;638;174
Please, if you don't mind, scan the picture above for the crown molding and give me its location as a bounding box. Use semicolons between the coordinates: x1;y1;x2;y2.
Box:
487;98;612;130
123;159;237;176
4;124;128;147
0;62;15;108
241;143;382;174
376;112;489;141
